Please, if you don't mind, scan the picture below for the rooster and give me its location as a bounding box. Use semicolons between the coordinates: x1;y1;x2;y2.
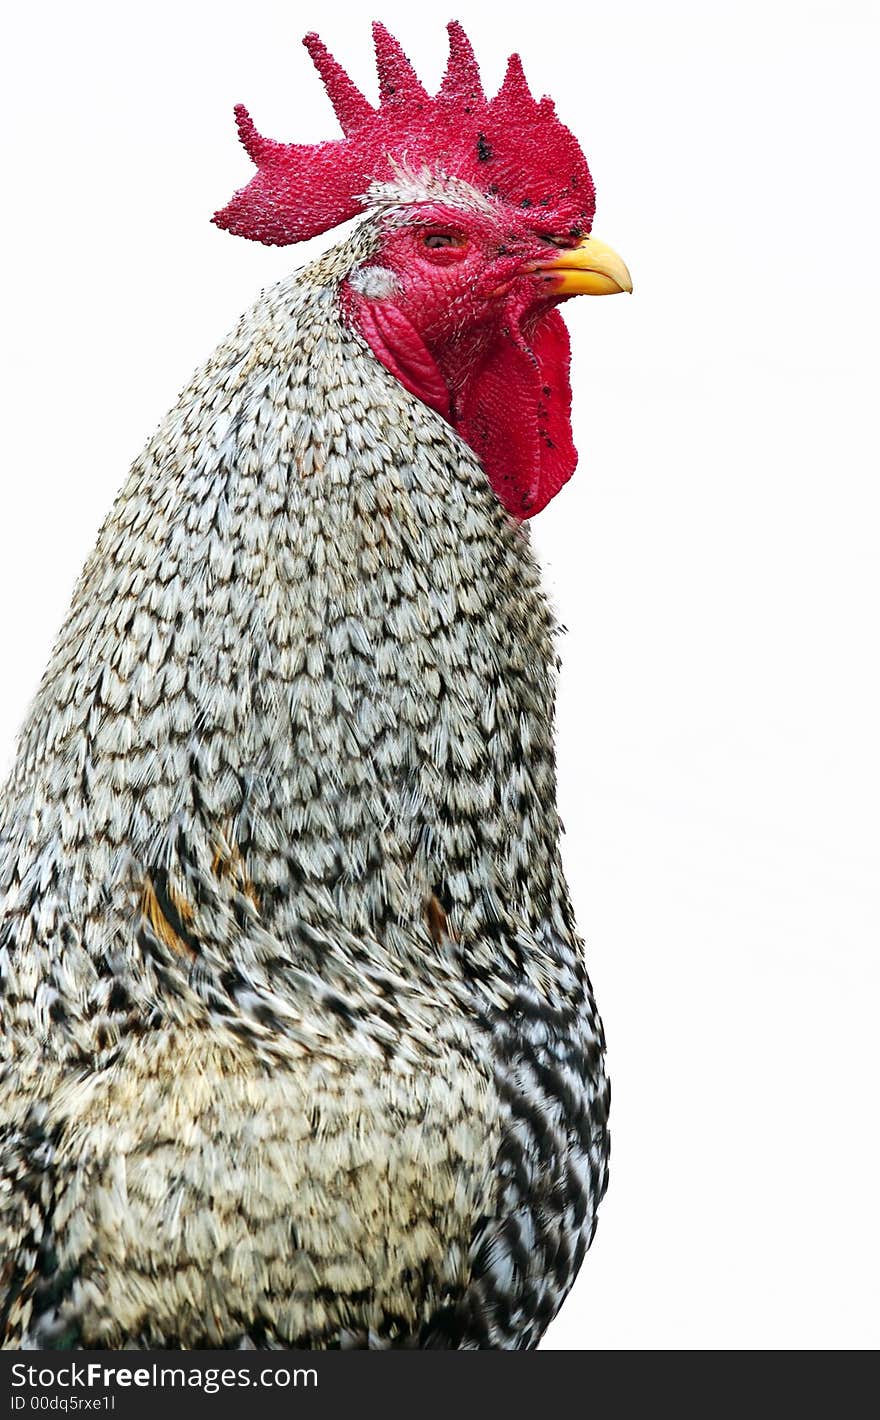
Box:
0;21;630;1349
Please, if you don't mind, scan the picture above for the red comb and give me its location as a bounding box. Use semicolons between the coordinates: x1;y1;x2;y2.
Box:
213;21;595;246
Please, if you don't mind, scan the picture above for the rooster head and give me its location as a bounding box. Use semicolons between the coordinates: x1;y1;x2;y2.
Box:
214;21;632;518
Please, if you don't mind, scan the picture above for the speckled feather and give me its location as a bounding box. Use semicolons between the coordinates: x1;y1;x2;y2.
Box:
0;219;609;1349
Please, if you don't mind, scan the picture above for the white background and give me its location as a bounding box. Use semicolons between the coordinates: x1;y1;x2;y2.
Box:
1;1;877;1349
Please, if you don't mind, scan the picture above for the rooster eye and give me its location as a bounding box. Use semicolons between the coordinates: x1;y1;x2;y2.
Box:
422;232;466;250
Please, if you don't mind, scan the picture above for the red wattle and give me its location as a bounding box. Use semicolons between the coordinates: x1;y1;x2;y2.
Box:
455;308;576;518
347;289;577;521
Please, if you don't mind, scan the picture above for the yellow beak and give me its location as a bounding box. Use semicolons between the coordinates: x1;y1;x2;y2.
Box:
530;235;633;296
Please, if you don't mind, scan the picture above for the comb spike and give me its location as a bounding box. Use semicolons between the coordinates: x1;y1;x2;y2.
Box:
372;22;428;106
233;104;278;166
497;53;534;105
303;32;375;135
440;21;484;101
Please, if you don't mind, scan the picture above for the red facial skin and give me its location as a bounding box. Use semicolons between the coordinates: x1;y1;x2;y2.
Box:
341;204;581;519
